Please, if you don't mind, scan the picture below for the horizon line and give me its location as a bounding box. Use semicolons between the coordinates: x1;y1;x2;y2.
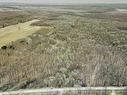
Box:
1;1;127;5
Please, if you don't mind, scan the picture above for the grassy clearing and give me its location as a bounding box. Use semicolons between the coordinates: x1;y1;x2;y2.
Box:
0;19;53;47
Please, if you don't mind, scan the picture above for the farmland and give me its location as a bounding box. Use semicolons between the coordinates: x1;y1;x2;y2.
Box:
0;3;127;93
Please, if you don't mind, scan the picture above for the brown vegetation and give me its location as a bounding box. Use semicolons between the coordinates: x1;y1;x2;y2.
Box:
0;5;127;91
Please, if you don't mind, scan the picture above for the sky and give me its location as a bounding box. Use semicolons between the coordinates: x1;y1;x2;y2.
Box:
0;0;127;4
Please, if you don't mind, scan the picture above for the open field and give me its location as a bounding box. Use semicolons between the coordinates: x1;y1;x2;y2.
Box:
0;4;127;92
0;20;42;47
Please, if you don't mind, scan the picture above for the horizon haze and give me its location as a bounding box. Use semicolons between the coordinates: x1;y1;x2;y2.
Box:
0;0;127;4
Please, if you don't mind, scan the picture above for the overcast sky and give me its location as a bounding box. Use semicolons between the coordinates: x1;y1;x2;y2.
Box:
0;0;127;4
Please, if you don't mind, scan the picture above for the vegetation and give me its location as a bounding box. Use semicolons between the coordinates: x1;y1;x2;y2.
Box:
0;11;33;28
0;4;127;92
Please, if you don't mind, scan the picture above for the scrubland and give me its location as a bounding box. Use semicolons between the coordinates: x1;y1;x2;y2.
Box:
0;4;127;92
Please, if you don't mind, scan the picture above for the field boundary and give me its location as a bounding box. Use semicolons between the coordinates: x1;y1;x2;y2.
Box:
0;87;127;95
